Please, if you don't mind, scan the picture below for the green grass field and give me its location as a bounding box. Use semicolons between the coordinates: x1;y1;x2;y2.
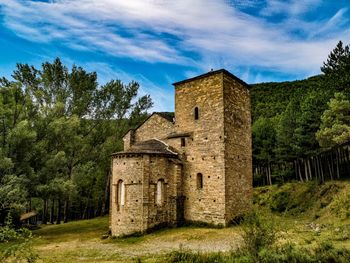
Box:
3;180;349;262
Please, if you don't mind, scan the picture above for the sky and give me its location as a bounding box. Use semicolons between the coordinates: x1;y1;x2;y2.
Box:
0;0;349;112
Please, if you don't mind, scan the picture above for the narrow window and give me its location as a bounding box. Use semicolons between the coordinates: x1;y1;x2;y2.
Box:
197;173;203;189
156;179;165;205
117;180;125;210
194;107;199;120
181;138;186;147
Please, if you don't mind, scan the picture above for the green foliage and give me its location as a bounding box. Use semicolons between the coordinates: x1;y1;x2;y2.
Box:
316;92;350;148
0;215;38;263
0;57;152;223
166;236;350;263
251;76;323;122
294;90;329;155
329;189;350;219
258;242;350;263
252;117;277;163
167;250;230;263
268;182;319;214
253;180;350;225
241;209;278;258
0;174;27;211
252;41;350;184
321;40;350;91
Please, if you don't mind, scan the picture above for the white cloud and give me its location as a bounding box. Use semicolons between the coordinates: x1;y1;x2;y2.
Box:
0;0;349;83
260;0;322;17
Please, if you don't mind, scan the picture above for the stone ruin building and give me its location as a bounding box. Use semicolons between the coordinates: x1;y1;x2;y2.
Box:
110;69;252;236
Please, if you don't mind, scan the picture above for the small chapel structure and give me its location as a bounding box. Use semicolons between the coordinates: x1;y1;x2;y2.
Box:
110;69;252;236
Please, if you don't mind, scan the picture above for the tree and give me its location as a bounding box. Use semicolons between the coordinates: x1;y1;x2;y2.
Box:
275;98;301;161
316;92;350;148
0;58;153;224
294;90;329;156
252;117;277;185
321;40;350;92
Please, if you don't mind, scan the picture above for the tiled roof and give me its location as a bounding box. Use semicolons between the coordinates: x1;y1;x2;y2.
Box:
112;139;178;156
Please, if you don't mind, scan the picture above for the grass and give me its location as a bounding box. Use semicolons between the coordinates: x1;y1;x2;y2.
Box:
30;217;242;262
19;180;350;262
33;216;109;244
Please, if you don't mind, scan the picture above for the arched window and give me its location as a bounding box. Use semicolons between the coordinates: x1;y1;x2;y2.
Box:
197;173;203;189
194;107;199;120
156;179;165;205
116;180;125;210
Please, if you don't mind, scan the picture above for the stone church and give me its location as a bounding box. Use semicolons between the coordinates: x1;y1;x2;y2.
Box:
110;69;252;237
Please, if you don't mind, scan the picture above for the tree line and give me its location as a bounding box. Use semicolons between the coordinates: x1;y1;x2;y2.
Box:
252;41;350;185
0;58;152;225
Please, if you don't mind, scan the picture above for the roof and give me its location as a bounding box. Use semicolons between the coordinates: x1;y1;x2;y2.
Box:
112;139;178;157
123;112;174;138
20;211;37;221
167;132;192;139
172;69;250;89
155;112;175;122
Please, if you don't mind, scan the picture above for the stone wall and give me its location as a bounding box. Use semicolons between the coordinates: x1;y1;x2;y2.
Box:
110;153;182;236
110;155;144;236
133;114;174;144
173;73;226;225
123;130;135;151
223;74;253;223
145;156;183;229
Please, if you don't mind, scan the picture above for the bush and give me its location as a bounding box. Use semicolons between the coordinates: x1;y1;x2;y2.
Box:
167;250;225;263
314;241;350;263
0;215;38;263
270;190;290;212
165;208;350;263
241;209;278;258
258;244;312;263
329;189;350;219
166;243;350;263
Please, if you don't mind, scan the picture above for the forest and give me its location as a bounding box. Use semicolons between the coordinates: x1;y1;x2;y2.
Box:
252;40;350;185
0;41;350;225
0;59;152;224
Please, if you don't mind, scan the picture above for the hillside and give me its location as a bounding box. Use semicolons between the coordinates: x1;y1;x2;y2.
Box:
250;75;326;121
3;180;347;262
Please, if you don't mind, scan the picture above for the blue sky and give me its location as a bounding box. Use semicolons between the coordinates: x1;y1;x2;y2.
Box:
0;0;349;112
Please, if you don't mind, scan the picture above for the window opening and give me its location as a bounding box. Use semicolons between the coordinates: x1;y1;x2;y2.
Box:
194;107;199;120
197;173;203;189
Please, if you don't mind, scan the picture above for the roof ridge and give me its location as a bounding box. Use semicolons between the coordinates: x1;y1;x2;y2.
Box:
172;69;250;88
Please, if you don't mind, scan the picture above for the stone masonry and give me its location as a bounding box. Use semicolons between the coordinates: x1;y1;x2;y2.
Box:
110;69;252;236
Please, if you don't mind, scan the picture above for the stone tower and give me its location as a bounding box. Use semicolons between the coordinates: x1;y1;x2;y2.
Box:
110;69;252;236
172;69;252;225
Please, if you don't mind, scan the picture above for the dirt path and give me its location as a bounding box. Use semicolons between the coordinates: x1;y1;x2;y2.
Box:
35;227;242;262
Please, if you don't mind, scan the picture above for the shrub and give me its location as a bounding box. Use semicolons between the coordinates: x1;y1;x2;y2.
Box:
166;243;350;263
241;209;278;258
314;241;350;263
0;215;38;263
270;190;290;212
329;190;350;219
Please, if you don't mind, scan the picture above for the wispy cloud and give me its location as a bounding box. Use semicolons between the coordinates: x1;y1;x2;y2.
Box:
83;62;173;112
0;0;349;83
260;0;322;17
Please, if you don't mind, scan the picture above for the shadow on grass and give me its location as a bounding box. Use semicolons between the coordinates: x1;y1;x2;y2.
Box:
32;216;109;243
